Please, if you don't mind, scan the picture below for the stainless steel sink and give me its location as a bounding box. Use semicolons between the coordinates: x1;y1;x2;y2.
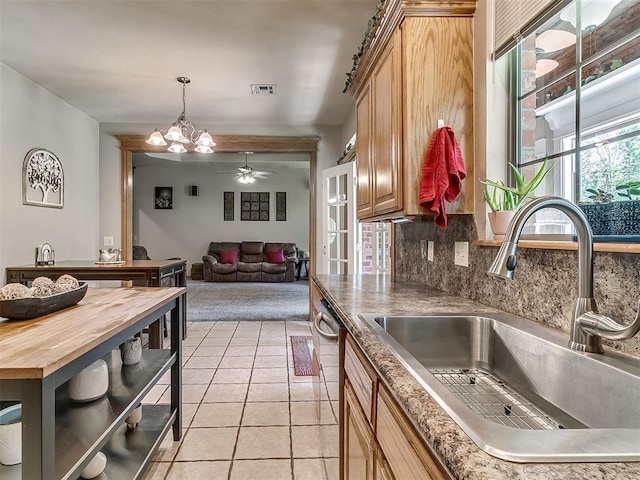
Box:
360;313;640;462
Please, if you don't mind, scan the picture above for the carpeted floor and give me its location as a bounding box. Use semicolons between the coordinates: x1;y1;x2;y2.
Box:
186;280;310;322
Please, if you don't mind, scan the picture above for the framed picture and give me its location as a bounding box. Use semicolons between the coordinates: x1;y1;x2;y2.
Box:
23;148;64;208
224;191;234;221
241;192;269;221
155;186;173;209
276;192;286;221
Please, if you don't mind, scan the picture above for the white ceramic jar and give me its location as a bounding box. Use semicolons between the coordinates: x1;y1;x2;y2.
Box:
69;359;109;403
80;451;107;479
0;403;21;465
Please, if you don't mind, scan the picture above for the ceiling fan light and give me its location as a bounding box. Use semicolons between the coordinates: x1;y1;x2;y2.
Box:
194;145;213;154
168;141;187;154
146;129;167;146
238;173;255;184
196;130;216;147
164;124;185;142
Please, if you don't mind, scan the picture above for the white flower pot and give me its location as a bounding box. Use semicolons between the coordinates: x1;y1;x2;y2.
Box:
0;403;21;466
69;359;109;403
488;210;516;241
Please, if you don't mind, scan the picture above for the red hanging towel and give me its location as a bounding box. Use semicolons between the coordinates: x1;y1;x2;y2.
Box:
419;126;466;229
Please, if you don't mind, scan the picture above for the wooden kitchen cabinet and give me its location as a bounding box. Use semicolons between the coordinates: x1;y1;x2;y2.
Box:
342;332;452;480
344;378;375;480
374;445;396;480
348;1;476;221
377;384;450;480
356;83;373;218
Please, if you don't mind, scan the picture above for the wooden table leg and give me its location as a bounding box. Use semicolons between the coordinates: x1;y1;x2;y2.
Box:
148;320;163;349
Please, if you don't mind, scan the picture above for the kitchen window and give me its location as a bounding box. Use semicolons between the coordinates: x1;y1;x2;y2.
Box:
510;0;640;235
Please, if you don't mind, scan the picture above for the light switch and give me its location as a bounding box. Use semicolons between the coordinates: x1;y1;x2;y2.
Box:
454;242;469;267
104;236;114;247
428;241;434;262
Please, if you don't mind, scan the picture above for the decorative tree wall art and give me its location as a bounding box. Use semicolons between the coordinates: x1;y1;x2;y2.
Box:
155;186;173;209
22;148;64;208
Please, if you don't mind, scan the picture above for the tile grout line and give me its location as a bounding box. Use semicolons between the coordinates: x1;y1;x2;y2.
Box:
227;320;262;480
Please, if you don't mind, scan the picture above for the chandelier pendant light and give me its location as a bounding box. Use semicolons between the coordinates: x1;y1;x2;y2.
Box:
146;77;216;153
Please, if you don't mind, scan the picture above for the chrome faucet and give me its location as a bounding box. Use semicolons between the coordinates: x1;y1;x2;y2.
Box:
488;196;640;354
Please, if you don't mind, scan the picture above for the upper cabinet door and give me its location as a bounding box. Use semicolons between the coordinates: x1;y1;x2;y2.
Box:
371;29;402;215
356;84;373;219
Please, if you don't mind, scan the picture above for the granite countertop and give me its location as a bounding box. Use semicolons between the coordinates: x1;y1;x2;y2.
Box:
313;274;640;480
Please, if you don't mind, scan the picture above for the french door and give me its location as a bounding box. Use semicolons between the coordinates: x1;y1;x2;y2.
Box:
321;162;357;274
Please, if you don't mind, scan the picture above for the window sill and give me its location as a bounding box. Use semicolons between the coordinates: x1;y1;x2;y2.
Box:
473;240;640;254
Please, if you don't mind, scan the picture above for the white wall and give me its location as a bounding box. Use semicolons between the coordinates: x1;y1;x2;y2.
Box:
133;164;310;268
0;63;100;282
99;131;122;248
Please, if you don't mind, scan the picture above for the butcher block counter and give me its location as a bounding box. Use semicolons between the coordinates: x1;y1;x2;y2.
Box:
0;287;185;480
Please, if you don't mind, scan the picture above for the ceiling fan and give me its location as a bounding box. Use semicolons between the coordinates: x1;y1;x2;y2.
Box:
227;152;274;184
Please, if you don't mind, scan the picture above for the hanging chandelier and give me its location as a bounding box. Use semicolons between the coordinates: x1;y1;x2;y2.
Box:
146;77;216;154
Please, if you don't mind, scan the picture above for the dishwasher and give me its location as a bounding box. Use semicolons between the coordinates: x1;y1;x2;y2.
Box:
311;297;346;480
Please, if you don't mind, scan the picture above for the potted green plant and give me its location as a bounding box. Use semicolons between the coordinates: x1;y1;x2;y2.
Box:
481;157;552;239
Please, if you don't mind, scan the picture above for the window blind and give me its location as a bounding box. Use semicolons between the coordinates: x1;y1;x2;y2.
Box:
494;0;568;58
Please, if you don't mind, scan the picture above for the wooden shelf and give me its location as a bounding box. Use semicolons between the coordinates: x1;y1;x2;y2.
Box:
473;239;640;254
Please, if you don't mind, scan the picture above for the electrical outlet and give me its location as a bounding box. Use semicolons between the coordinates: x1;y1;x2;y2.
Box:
103;236;114;247
427;241;434;262
454;242;469;267
420;240;427;259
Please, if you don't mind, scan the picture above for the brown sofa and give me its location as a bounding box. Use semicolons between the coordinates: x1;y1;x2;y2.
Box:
202;241;298;282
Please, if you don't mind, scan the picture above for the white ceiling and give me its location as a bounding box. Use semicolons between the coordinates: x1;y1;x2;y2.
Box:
0;0;378;127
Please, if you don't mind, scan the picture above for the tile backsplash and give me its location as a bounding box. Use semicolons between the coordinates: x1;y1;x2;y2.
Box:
395;215;640;358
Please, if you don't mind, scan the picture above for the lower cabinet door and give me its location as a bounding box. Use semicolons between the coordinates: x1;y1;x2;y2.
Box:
374;445;396;480
344;378;374;480
377;384;451;480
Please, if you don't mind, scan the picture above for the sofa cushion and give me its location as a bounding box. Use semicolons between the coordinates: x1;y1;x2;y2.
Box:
240;241;264;263
265;248;285;264
262;262;287;274
219;249;239;264
238;261;261;273
208;242;241;260
211;262;237;274
265;242;296;259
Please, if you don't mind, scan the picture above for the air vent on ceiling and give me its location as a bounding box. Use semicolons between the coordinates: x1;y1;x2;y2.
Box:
251;84;276;95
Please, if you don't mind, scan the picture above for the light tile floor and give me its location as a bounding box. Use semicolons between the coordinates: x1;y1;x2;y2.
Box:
140;321;339;480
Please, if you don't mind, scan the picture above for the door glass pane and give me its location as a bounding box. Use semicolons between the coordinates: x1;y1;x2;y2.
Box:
328;176;337;203
337;173;348;201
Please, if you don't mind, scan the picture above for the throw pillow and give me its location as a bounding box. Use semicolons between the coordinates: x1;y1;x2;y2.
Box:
266;249;286;264
219;249;239;264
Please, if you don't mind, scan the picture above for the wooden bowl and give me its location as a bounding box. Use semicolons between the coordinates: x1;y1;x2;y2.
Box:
0;283;88;320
